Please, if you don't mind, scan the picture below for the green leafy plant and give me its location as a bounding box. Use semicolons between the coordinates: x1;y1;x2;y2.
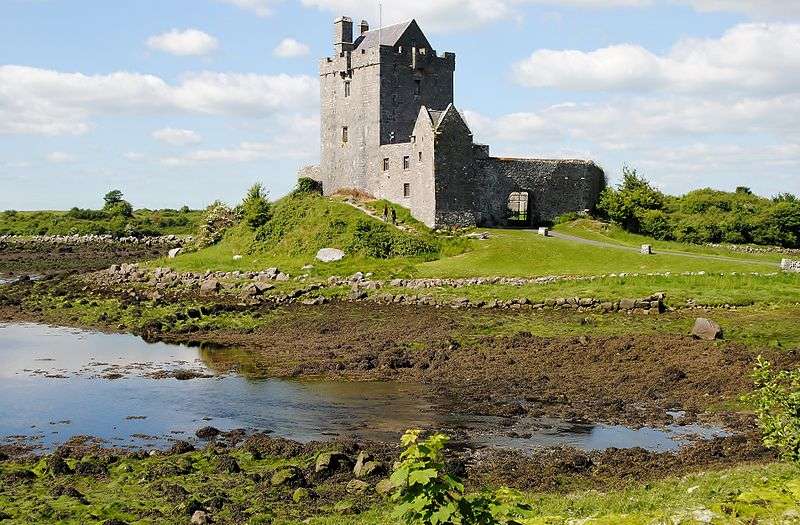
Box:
294;177;323;195
748;356;800;462
241;183;272;230
390;430;530;525
197;201;238;247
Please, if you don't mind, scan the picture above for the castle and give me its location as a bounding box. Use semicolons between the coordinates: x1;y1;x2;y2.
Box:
302;16;606;228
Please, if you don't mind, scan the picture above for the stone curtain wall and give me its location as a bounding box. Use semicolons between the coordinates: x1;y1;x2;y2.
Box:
475;158;605;226
433;108;479;228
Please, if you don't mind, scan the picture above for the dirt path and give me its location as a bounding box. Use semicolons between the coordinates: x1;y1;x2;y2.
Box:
545;230;776;268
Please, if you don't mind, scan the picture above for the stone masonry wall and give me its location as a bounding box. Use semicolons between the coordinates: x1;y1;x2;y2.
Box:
781;259;800;272
475;158;605;225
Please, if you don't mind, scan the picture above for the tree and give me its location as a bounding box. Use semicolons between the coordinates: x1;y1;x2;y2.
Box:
241;183;272;230
597;166;665;233
103;190;124;208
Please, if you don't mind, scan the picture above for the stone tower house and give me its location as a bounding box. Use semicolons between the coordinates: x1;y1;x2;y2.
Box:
307;16;605;228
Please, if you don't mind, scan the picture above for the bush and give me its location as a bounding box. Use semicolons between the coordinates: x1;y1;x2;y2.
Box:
294;177;323;195
390;430;530;525
347;219;438;259
748;357;800;462
596;166;665;232
241;183;272;230
197;201;238;247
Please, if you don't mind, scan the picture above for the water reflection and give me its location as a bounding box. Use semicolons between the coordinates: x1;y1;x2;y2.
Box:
0;323;727;451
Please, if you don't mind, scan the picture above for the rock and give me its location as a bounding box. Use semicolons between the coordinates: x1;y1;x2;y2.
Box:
200;279;220;293
691;318;723;340
190;510;209;524
353;451;384;479
271;466;305;488
275;272;290;282
169;441;195;455
168;248;182;259
641;244;652;255
619;298;636;310
375;478;396;495
243;282;273;297
316;248;346;262
195;426;221;439
346;479;370;494
350;272;365;282
232;255;243;261
538;227;549;237
315;451;353;476
216;455;240;474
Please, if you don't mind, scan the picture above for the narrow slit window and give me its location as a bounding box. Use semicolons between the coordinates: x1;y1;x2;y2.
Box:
344;81;351;97
418;151;423;162
414;79;421;96
403;183;411;198
403;156;410;170
383;158;389;171
342;126;348;143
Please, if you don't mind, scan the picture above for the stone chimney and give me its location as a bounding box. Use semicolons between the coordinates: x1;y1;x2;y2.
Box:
360;20;370;35
334;16;353;53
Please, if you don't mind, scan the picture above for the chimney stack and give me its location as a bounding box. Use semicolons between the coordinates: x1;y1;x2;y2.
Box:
360;20;370;35
333;16;353;53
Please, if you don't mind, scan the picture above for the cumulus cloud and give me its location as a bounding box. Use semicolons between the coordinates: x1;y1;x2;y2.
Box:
273;38;311;58
513;23;800;94
681;0;800;18
217;0;276;17
146;29;219;57
0;65;318;136
152;128;203;146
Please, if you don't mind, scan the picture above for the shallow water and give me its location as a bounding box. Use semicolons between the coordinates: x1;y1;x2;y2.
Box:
0;323;727;452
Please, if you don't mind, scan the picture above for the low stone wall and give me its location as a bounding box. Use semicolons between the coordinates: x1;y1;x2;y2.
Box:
708;243;800;256
781;259;800;272
0;234;191;247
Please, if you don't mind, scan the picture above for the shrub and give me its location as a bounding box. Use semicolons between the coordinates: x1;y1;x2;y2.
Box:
241;183;272;230
294;177;323;195
390;430;530;525
66;208;107;220
347;219;438;259
554;212;580;225
748;357;800;462
197;201;238;247
596;166;665;232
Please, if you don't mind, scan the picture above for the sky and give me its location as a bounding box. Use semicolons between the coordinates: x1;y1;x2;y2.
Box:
1;0;798;210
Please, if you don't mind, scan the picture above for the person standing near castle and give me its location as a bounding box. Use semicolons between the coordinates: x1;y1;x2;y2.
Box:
382;204;389;223
391;208;397;225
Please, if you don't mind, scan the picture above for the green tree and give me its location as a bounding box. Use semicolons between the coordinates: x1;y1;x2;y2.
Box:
102;190;133;218
103;190;124;207
241;183;272;230
748;357;800;462
597;166;665;232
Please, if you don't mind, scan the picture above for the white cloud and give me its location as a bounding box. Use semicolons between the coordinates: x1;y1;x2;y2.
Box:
513;23;800;94
146;29;219;57
152;127;203;146
217;0;276;17
46;152;76;163
162;114;319;165
123;152;145;161
273;38;311;58
0;65;318;136
680;0;800;18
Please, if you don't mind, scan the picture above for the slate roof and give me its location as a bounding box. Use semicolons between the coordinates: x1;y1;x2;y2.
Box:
353;20;414;49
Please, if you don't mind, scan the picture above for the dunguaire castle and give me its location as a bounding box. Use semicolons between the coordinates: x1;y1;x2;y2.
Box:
302;16;606;228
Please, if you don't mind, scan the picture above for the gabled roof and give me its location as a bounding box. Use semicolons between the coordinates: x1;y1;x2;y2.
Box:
427;109;446;128
353;19;428;50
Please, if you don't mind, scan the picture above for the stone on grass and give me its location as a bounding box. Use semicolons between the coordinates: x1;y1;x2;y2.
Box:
375;478;396;495
315;451;353;476
271;466;305;488
538;227;549;237
191;510;209;525
200;279;220;293
316;248;346;263
641;244;652;255
346;479;370;494
168;248;182;259
691;318;723;341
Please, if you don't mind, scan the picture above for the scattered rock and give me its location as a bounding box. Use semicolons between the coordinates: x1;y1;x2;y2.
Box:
271;466;306;488
353;451;385;479
315;451;354;476
190;510;210;525
216;455;240;474
196;426;221;439
316;248;346;263
168;248;182;259
375;478;396;495
346;479;370;494
200;279;220;294
691;318;723;341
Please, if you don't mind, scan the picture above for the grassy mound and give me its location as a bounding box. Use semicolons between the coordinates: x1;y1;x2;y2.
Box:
163;193;468;277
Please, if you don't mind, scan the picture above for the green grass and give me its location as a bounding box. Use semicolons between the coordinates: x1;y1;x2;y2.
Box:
0;208;202;237
312;462;800;525
554;219;785;263
417;229;779;279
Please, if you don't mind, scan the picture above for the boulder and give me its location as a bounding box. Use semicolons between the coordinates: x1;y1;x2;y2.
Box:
190;511;209;525
195;426;221;439
619;298;636;311
316;248;346;263
641;244;653;255
354;451;385;479
200;279;220;293
346;479;370;494
271;466;305;488
168;248;182;259
691;318;723;340
315;451;353;476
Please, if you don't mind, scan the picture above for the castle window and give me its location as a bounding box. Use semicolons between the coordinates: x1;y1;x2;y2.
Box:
342;127;348;143
410;135;416;144
403;183;411;198
508;192;530;224
403;156;410;170
344;81;351;97
414;79;421;96
418;151;423;162
383;158;389;171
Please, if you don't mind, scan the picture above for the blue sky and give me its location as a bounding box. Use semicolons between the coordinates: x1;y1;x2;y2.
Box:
1;0;798;210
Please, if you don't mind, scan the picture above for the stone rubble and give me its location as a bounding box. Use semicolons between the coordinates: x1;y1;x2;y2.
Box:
0;234;191;247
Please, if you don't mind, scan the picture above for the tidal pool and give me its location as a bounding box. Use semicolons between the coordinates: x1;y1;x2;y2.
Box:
0;323;727;452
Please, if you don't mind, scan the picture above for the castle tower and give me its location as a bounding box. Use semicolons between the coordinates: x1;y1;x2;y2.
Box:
319;17;456;195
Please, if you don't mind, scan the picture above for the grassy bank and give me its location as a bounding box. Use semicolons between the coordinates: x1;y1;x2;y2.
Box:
0;209;202;237
1;449;797;525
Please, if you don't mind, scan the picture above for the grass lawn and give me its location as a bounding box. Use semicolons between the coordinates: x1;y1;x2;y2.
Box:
417;229;779;278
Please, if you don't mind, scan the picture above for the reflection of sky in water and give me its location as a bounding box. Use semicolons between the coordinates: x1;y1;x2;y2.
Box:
0;323;727;452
